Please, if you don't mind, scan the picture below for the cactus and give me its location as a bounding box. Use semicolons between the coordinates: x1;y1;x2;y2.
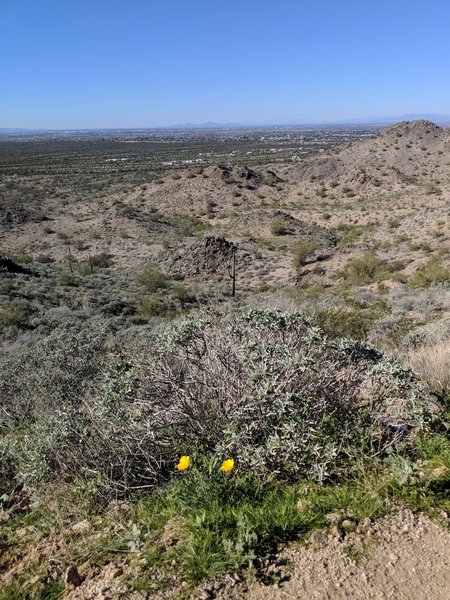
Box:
227;247;236;297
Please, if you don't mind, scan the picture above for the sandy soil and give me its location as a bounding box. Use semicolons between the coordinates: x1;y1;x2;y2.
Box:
235;510;450;600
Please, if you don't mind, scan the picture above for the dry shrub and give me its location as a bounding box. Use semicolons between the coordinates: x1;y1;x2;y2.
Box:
3;310;434;498
405;340;450;395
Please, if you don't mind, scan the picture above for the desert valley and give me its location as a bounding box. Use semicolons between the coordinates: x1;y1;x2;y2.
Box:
1;120;449;599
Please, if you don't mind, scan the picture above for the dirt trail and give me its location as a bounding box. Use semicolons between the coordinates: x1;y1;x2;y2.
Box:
243;510;450;600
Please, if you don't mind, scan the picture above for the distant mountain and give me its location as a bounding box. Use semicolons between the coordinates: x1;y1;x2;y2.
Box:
163;115;450;128
2;114;450;133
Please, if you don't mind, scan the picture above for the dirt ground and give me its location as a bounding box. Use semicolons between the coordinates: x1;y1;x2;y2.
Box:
240;510;450;600
59;510;450;599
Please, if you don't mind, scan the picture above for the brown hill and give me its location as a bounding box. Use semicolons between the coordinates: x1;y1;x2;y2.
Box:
288;119;448;195
1;121;448;317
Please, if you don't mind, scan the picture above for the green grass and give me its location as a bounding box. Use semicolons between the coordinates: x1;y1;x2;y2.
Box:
1;425;448;597
129;426;450;590
0;578;65;600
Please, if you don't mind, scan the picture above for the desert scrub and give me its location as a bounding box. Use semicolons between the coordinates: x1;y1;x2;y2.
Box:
291;241;319;268
337;253;406;285
3;309;434;498
0;320;114;425
270;217;288;236
311;305;382;341
425;183;442;195
315;184;327;198
0;301;31;329
136;268;172;291
169;214;211;237
337;222;378;246
409;257;450;288
405;340;450;396
171;283;197;306
137;295;178;318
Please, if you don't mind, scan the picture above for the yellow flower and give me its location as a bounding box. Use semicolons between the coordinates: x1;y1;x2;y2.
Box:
177;455;191;471
220;459;234;473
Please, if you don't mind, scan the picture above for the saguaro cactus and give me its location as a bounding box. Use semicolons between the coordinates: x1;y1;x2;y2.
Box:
227;247;237;298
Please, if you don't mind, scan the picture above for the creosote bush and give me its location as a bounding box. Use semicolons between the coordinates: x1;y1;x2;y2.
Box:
337;252;405;285
2;310;433;498
291;241;319;268
409;257;450;288
311;305;380;341
136;268;172;291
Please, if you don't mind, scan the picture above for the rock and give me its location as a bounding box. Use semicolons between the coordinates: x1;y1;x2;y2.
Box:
325;512;341;525
158;517;183;548
65;565;83;587
330;525;342;539
238;167;263;183
167;236;241;279
389;553;399;564
438;510;449;525
111;565;123;578
341;520;356;533
0;256;31;274
357;517;372;532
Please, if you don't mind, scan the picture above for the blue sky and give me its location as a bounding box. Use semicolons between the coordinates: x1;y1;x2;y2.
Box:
1;0;450;128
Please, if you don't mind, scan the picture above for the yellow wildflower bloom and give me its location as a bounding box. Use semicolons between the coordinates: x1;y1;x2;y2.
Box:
220;459;234;473
177;455;191;471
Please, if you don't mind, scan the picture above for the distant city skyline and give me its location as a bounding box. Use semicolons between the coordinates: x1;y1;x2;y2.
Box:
2;0;450;129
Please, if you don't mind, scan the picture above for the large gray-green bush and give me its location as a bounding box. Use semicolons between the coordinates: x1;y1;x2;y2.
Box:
0;320;113;425
2;310;433;496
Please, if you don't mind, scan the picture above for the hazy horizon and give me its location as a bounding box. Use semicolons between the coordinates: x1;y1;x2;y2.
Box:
2;112;450;133
2;0;450;129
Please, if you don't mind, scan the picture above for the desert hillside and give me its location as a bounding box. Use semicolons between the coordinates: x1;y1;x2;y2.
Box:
0;121;449;599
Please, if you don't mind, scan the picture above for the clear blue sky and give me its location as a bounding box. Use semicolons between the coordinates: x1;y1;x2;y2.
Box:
1;0;450;128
